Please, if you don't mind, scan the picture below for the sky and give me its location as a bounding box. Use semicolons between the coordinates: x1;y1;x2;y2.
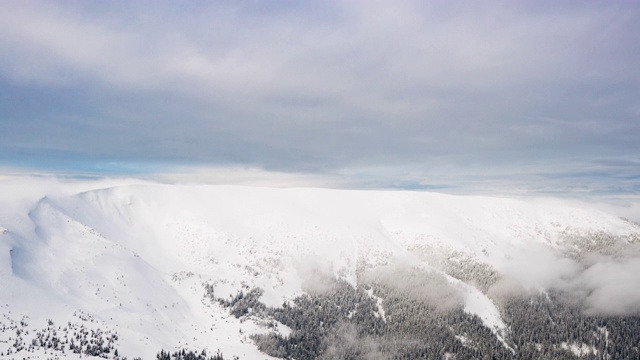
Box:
0;0;639;194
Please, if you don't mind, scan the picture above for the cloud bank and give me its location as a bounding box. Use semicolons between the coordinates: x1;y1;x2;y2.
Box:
0;0;638;193
493;241;640;315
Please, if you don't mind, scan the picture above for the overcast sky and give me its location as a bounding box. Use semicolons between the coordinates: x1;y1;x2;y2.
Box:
1;0;639;194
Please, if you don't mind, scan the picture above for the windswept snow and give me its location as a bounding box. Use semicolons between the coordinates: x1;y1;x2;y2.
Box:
461;284;513;352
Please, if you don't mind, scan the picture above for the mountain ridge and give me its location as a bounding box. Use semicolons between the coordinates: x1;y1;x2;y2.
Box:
1;182;639;358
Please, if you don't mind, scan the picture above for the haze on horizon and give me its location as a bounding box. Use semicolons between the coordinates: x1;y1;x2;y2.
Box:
0;0;639;195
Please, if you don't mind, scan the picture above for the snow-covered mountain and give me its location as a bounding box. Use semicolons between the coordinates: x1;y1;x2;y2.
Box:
1;179;639;359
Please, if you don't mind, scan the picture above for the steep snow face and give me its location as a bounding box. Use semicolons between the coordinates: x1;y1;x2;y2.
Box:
1;181;639;358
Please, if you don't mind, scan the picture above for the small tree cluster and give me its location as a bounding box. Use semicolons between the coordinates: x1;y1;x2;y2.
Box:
156;348;232;360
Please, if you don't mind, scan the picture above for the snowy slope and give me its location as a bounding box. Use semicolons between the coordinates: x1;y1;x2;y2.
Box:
1;179;639;358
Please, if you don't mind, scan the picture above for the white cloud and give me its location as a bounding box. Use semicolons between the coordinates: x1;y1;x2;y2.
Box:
0;1;638;193
578;257;640;315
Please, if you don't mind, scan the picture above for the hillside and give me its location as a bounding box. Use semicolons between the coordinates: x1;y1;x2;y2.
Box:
1;180;639;359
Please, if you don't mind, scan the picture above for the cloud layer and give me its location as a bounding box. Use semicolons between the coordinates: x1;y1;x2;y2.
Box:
1;1;639;193
492;241;640;315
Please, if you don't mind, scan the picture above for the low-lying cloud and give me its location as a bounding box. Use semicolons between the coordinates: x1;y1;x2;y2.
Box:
494;241;640;315
576;256;640;315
